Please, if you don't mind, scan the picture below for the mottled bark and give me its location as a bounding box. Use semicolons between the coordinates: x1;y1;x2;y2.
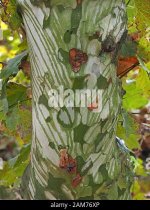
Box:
18;0;133;200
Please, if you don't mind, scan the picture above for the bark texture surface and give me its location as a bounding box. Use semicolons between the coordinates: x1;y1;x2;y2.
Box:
18;0;133;200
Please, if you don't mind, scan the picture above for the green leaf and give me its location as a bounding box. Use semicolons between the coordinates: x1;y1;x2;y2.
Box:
138;57;150;73
135;159;148;177
7;83;28;107
0;144;30;187
120;38;137;57
117;123;140;150
134;0;150;30
5;107;20;131
0;51;28;81
122;110;138;137
123;81;148;110
1;0;22;30
13;144;31;168
1;98;9;114
136;68;150;98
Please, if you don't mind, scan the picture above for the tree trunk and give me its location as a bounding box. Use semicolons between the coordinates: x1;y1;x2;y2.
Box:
18;0;133;200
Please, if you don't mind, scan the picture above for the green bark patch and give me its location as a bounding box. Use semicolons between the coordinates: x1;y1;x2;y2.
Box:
47;173;69;200
107;183;118;200
50;0;77;9
95;132;107;152
72;75;88;90
106;158;120;179
71;4;82;34
64;30;72;44
97;75;109;89
76;156;86;172
58;48;69;64
38;95;49;109
74;123;89;145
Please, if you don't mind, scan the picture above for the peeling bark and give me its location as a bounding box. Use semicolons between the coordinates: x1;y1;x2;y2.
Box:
18;0;133;200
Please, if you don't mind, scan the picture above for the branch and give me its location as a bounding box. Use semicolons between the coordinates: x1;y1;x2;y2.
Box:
118;61;139;78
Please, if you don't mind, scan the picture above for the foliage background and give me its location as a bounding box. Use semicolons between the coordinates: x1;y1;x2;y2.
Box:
0;0;150;199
